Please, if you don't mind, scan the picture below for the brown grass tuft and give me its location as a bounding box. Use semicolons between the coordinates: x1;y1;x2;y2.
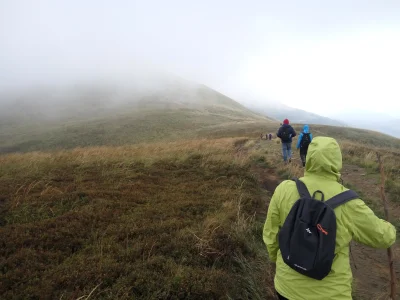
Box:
0;137;275;299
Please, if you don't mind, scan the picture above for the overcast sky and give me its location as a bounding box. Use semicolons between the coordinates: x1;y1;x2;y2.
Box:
1;0;400;117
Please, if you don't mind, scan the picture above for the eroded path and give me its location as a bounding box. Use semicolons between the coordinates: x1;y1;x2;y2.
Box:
342;164;399;300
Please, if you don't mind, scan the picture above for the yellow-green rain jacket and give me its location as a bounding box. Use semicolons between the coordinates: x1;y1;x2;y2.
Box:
263;137;396;300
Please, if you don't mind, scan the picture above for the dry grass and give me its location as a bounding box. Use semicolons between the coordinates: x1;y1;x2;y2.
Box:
338;141;400;234
0;138;275;300
340;141;400;201
1;119;399;299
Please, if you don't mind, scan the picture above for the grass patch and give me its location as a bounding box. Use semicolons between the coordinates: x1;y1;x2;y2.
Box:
0;138;275;300
340;140;400;223
1;110;400;299
385;179;400;203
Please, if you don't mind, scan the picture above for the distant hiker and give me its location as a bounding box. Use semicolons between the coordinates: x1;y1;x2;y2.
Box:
263;137;396;300
260;133;264;139
296;124;313;167
268;133;273;140
277;119;296;163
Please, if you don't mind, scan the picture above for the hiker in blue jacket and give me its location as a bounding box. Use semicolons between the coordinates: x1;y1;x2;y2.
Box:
277;119;297;163
296;124;313;167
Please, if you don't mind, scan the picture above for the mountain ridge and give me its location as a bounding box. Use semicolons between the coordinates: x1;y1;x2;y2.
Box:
0;81;273;153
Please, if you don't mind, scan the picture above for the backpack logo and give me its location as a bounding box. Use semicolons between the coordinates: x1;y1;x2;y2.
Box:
294;264;308;271
278;178;359;280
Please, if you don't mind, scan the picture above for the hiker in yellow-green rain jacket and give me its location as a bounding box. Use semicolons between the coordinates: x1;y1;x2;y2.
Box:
263;137;396;300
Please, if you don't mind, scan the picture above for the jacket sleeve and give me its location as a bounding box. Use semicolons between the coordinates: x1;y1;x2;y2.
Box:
291;127;297;138
296;133;303;149
343;199;396;248
263;186;282;262
310;133;313;141
277;127;282;138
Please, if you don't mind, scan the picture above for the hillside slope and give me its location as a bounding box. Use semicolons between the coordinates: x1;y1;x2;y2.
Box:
1;133;399;299
0;82;273;153
0;138;276;299
1;76;398;154
1;80;399;298
297;124;400;149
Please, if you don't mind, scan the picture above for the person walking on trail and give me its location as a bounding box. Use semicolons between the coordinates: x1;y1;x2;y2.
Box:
296;124;312;167
277;119;296;163
263;137;396;300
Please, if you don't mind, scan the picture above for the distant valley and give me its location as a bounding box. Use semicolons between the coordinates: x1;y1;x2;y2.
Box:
244;101;345;127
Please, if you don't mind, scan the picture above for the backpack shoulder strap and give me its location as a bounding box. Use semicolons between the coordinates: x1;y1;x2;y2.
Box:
292;177;311;198
325;190;359;209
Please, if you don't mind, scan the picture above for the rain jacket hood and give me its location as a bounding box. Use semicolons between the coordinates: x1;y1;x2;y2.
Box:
305;137;341;181
302;124;309;133
263;137;396;300
296;125;313;150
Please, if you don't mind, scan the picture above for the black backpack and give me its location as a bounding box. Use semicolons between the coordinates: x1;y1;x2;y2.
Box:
278;178;359;280
300;132;311;148
280;127;291;142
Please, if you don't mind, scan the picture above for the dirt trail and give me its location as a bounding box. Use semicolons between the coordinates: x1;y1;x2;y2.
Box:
250;139;399;300
342;164;399;300
251;163;281;219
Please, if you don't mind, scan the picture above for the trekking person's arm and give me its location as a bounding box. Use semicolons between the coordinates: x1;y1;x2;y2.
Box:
296;133;303;149
263;186;282;262
343;199;396;248
291;127;297;137
277;127;282;138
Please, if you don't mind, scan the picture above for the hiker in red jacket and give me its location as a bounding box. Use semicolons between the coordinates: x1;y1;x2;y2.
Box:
277;119;297;163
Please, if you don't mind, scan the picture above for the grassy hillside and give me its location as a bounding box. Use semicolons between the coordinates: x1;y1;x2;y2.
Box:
1;133;399;299
0;138;276;299
1;82;400;299
0;84;273;153
2;80;399;154
0;109;266;153
2;104;399;155
293;124;400;149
